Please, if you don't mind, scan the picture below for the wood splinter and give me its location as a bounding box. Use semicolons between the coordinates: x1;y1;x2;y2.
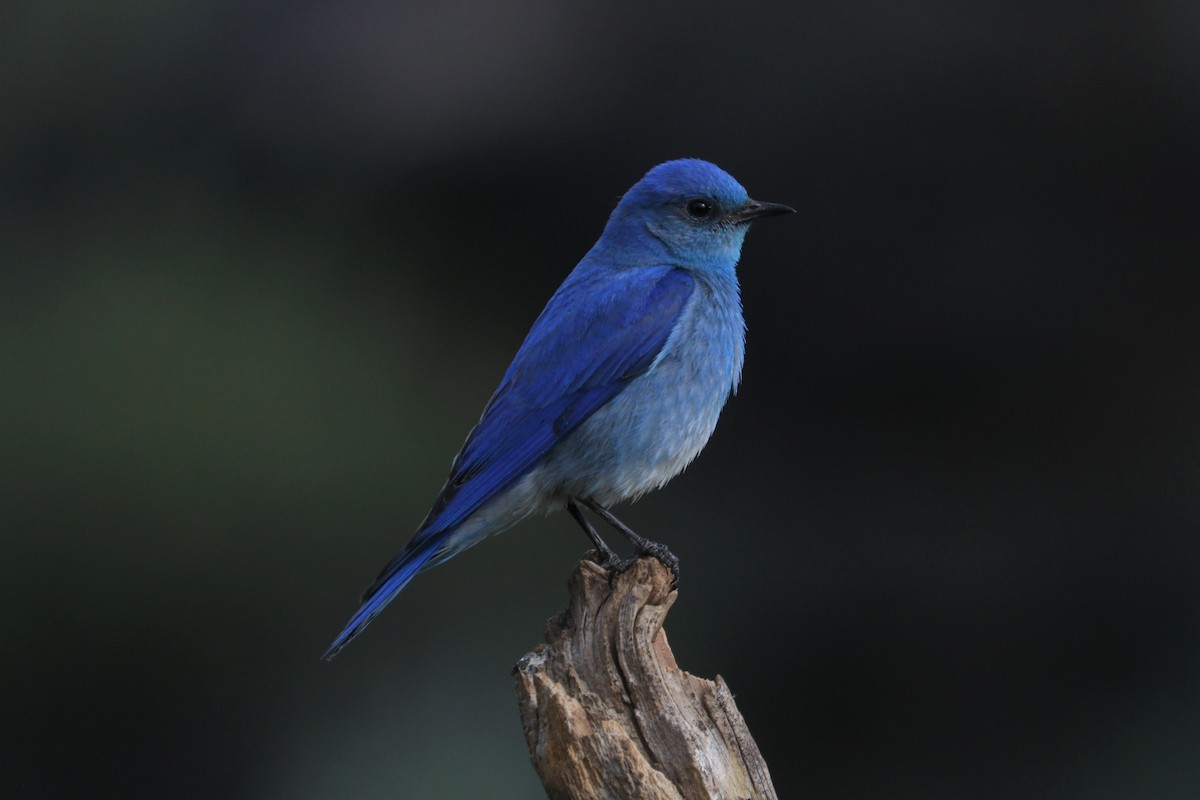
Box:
514;557;778;800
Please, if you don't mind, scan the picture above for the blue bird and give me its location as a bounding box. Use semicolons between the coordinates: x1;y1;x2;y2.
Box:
323;159;792;659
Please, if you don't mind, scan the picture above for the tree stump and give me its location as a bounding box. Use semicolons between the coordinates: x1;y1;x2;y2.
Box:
514;557;778;800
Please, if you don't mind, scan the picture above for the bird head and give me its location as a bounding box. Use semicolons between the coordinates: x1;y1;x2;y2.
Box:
606;159;794;273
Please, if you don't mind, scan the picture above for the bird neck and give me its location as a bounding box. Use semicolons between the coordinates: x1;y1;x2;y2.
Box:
588;216;673;267
592;214;747;282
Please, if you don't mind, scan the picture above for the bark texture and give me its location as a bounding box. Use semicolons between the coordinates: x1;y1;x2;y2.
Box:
514;558;778;800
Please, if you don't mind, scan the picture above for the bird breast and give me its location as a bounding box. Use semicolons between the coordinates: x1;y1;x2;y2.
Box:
541;276;746;506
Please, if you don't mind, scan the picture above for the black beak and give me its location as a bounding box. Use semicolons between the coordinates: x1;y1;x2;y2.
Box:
731;199;796;224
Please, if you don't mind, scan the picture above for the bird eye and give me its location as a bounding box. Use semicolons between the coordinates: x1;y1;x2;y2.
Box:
686;199;713;219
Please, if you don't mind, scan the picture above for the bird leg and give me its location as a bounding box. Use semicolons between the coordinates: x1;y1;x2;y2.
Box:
568;500;620;568
578;497;680;585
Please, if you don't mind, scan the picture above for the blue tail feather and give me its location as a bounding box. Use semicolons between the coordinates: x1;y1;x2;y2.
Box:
322;542;439;660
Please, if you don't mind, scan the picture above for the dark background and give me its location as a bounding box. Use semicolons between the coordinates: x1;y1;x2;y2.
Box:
3;2;1198;798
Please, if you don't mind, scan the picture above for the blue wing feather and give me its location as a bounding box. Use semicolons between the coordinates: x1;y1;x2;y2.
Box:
420;264;695;540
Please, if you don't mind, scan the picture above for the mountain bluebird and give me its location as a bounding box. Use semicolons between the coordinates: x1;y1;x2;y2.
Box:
323;159;792;659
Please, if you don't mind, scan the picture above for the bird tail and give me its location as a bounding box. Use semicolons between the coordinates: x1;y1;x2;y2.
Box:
321;540;439;660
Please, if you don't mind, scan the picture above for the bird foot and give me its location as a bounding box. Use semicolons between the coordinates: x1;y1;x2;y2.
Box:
586;547;622;570
611;544;680;588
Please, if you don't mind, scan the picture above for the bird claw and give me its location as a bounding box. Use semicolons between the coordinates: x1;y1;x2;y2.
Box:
643;542;681;588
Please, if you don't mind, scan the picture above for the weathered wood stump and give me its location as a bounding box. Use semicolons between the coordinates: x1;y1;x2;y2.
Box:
514;557;778;800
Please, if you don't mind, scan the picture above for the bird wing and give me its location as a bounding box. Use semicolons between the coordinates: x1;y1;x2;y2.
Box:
327;265;695;658
414;264;696;546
